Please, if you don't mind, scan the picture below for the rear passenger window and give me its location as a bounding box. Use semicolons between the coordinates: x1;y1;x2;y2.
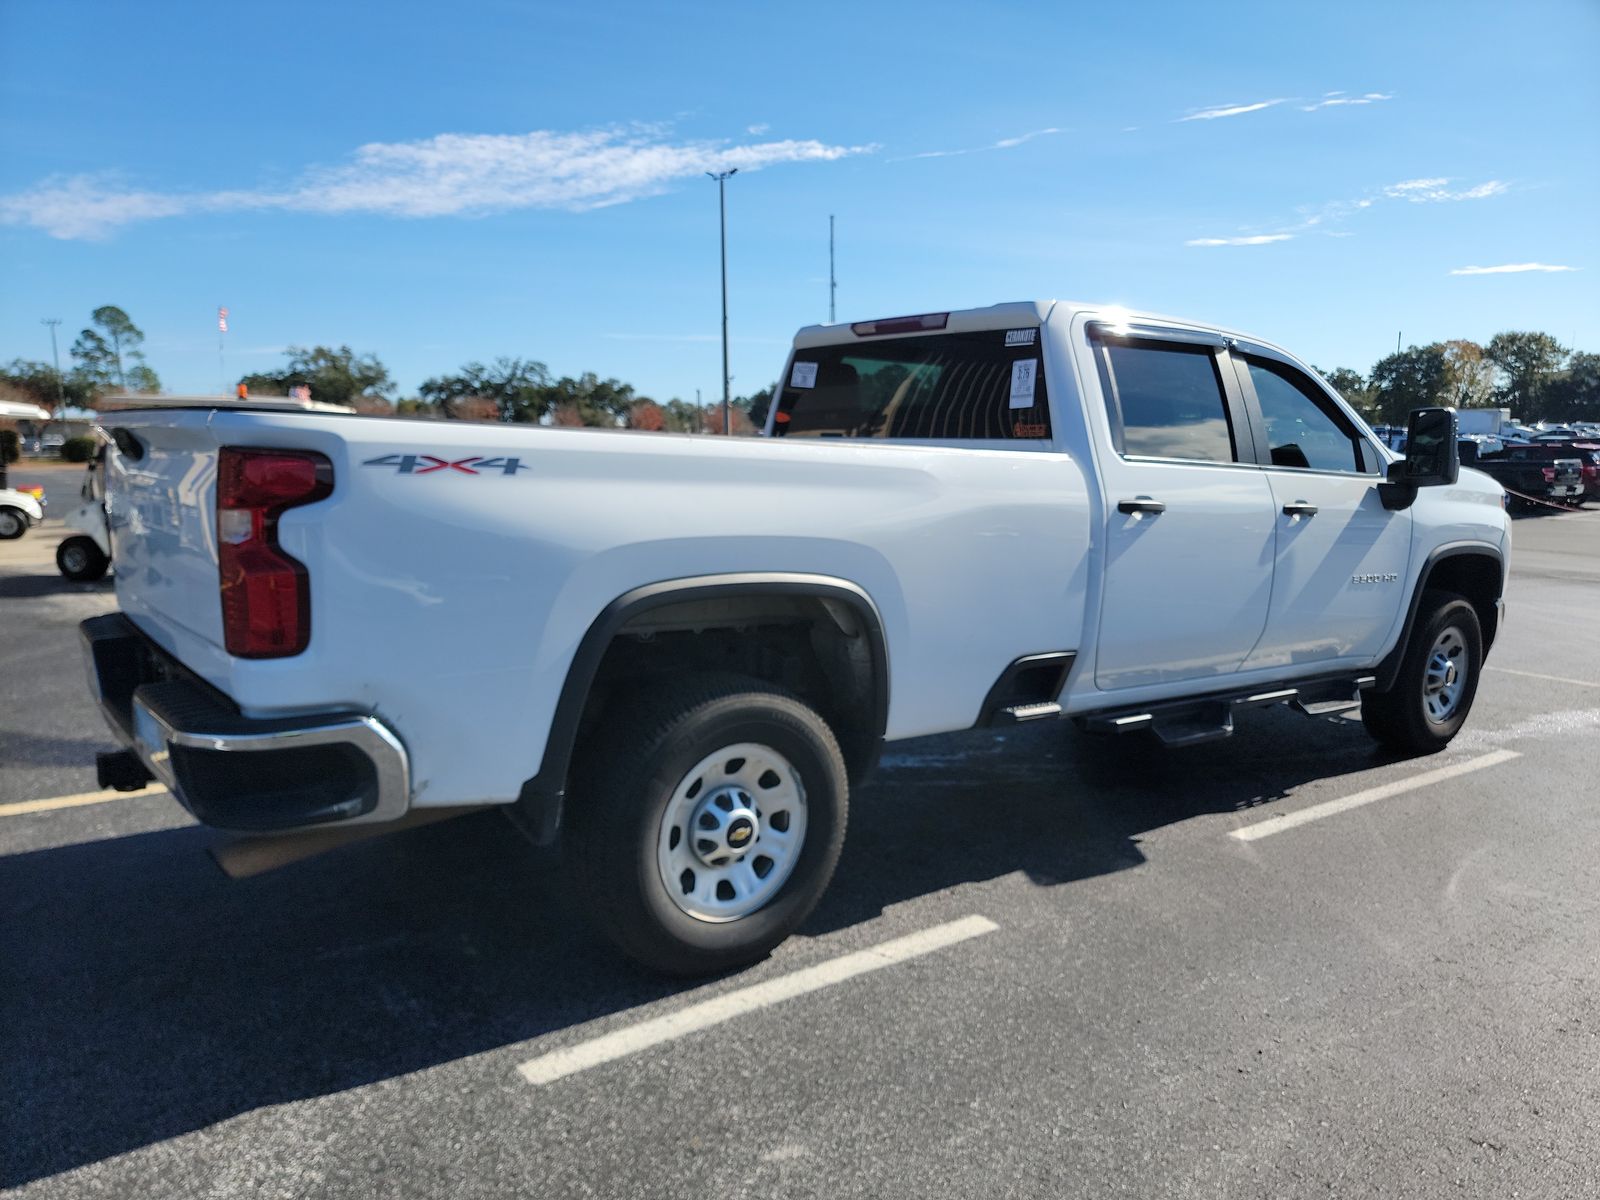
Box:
1098;342;1237;463
1244;358;1365;473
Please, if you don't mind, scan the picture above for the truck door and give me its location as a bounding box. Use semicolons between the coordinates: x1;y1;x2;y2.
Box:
1085;325;1277;690
1229;351;1413;669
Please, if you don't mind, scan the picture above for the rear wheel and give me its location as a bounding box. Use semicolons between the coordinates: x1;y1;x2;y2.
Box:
1362;591;1482;753
0;507;26;540
56;536;110;581
565;673;848;975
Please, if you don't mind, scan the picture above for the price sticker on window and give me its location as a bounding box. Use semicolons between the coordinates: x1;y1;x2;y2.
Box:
1009;359;1038;409
790;361;818;389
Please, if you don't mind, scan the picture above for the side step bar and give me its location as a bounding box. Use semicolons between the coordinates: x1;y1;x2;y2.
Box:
1079;675;1376;747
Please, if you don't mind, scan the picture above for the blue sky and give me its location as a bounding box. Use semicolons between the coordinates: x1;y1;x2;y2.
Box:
2;0;1596;403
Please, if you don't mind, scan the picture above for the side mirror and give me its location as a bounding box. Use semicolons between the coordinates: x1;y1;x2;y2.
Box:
1402;406;1460;486
1379;406;1459;509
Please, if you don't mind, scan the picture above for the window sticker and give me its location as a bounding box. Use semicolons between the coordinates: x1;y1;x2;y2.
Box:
1005;329;1037;347
790;361;819;389
1009;359;1038;409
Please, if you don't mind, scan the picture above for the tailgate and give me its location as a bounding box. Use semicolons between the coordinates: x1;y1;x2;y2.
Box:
106;412;227;655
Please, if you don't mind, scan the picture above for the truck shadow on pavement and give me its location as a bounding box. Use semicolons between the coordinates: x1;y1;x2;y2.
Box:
0;574;114;599
3;705;1406;1186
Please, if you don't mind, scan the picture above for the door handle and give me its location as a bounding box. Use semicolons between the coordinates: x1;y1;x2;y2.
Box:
1282;501;1318;516
1117;497;1166;515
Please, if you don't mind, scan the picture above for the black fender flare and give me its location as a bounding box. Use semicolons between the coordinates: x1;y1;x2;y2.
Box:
1375;542;1505;692
511;572;890;843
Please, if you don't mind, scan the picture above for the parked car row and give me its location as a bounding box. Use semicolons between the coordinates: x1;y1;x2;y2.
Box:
1378;419;1598;511
1466;440;1593;509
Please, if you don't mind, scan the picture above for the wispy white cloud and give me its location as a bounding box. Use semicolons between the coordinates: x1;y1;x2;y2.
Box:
0;125;876;240
1186;173;1507;247
746;123;770;135
1185;234;1295;247
1178;99;1287;122
898;127;1061;161
1301;91;1393;111
1450;262;1579;275
1384;177;1508;202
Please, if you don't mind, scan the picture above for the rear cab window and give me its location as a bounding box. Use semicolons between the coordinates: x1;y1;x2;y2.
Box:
771;326;1051;441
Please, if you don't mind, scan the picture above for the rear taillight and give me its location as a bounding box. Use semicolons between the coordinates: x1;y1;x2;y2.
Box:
217;447;333;658
1542;466;1556;482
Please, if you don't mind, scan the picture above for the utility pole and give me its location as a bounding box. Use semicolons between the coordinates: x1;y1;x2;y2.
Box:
707;169;737;434
696;387;703;433
829;215;837;323
41;318;65;409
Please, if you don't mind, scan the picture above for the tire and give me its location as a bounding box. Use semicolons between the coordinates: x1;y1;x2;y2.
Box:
0;507;26;540
1362;591;1483;754
565;673;848;976
56;536;110;581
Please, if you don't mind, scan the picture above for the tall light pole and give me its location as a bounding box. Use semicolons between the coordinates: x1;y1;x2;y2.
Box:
829;215;837;323
41;318;65;409
707;168;737;434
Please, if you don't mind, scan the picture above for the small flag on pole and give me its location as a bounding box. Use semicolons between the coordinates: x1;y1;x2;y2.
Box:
218;306;229;334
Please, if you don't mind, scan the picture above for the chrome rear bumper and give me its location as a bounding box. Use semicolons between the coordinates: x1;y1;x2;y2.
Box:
81;613;410;832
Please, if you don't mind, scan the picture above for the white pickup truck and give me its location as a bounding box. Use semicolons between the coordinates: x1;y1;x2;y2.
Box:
83;301;1510;973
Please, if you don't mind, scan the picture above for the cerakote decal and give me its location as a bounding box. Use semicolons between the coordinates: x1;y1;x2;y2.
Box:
363;454;530;476
1352;572;1399;584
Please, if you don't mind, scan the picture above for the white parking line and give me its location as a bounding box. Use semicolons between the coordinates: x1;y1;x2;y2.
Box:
516;914;999;1086
0;786;167;819
1229;750;1521;842
1487;666;1600;689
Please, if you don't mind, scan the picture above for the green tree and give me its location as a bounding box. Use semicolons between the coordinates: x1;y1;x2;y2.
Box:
1314;367;1376;418
1545;352;1600;422
1367;344;1451;424
1439;340;1497;408
240;345;394;408
661;398;705;432
739;383;777;430
542;373;636;426
1486;331;1569;420
71;305;158;393
420;358;552;422
2;359;99;409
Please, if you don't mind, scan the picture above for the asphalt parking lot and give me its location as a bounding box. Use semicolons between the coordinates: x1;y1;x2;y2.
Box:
4;463;1599;1198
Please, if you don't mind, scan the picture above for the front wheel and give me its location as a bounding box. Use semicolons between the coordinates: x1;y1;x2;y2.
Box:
0;507;27;540
1362;591;1483;753
565;674;848;975
56;536;110;581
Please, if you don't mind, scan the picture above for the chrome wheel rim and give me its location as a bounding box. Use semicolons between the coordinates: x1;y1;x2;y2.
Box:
656;742;807;923
1423;626;1469;724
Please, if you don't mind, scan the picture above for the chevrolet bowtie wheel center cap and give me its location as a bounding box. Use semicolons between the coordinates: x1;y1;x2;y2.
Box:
690;788;760;868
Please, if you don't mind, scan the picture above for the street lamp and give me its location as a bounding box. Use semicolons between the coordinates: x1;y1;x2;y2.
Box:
41;318;65;409
706;168;737;434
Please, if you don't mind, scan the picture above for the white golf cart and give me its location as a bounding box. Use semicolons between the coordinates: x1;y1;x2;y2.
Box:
1;397;50;540
0;482;45;540
56;432;112;580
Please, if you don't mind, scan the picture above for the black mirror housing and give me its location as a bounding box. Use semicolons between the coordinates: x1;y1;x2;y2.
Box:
1379;407;1459;510
1402;406;1459;487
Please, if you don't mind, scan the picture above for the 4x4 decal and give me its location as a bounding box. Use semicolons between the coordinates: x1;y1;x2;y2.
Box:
363;454;529;476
